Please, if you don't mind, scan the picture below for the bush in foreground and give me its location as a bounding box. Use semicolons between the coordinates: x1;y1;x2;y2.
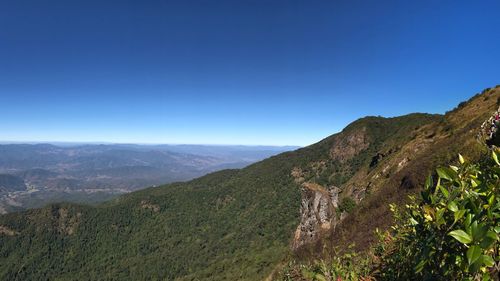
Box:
377;152;499;280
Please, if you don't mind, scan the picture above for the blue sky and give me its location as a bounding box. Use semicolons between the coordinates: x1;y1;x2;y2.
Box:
1;0;499;146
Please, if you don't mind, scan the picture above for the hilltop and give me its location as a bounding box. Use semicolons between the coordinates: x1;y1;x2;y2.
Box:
0;86;499;280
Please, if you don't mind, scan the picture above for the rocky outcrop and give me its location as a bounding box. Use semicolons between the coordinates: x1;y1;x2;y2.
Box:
140;200;160;212
0;225;18;236
330;127;370;163
52;207;82;236
369;152;385;168
35;204;82;236
215;195;235;210
292;183;340;250
369;148;397;168
479;105;500;146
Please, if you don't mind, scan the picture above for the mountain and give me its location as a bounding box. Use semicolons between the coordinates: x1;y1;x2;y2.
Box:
0;86;498;280
0;144;295;214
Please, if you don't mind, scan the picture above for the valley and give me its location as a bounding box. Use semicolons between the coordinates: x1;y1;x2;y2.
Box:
0;144;296;213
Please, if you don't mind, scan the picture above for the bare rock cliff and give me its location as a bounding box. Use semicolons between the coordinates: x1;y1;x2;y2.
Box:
292;183;340;250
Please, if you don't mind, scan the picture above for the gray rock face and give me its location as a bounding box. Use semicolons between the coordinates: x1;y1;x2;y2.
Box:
292;183;340;250
329;185;340;208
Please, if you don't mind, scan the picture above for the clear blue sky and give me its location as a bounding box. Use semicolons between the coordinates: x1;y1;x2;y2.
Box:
1;0;499;146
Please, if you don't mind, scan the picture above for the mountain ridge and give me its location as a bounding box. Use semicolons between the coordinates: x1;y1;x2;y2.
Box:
1;86;499;280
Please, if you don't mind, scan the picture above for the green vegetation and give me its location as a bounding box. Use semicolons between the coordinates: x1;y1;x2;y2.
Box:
338;197;356;214
279;247;371;281
0;165;300;281
0;114;438;281
277;153;500;280
377;153;500;280
300;113;441;187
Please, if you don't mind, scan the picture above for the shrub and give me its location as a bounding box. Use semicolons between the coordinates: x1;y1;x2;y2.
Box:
278;247;373;281
339;197;356;213
376;153;500;280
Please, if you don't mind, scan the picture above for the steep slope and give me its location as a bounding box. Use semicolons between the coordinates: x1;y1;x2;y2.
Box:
0;86;498;280
315;86;499;258
299;88;498;258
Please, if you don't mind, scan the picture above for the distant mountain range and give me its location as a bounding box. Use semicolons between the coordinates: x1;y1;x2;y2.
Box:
0;144;297;213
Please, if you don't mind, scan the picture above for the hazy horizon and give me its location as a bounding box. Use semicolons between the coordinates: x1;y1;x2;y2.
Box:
2;1;499;146
0;140;302;147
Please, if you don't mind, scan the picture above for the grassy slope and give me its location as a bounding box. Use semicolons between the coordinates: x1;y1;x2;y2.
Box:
319;86;500;257
2;87;498;280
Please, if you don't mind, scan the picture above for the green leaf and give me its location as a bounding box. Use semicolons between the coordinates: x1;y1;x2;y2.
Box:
494;226;500;234
488;194;495;206
486;230;497;240
492;150;500;166
467;245;482;265
469;220;477;236
447;201;458;212
481;255;495;267
414;259;426;273
471;178;479;187
437;167;453;181
459;154;465;164
424;175;433;190
449;229;472;244
492;166;500;175
465;214;472;228
409;217;419;225
480;231;497;249
469;258;482;273
436;208;445;225
454;209;466;222
439;185;449;198
471;222;487;242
